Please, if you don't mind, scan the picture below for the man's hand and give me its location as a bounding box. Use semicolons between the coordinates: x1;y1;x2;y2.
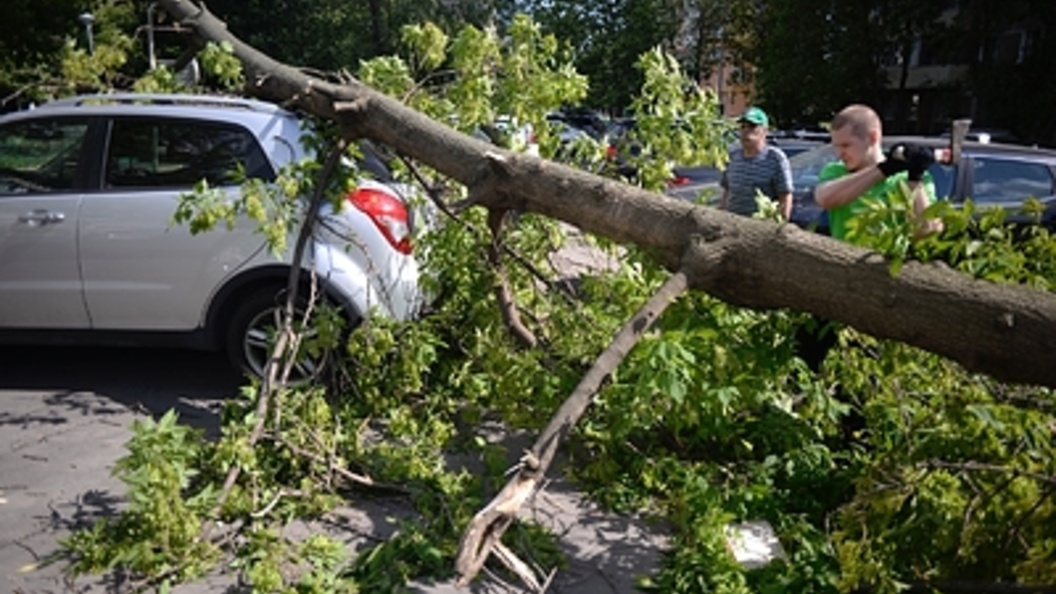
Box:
885;143;936;181
899;143;936;181
877;145;909;177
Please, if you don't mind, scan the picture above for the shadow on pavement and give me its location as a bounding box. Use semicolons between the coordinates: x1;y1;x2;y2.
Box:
0;345;249;593
1;346;668;594
0;345;243;436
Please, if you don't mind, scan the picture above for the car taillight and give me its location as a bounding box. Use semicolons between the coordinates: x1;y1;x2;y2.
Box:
605;145;618;160
346;186;412;255
668;175;690;187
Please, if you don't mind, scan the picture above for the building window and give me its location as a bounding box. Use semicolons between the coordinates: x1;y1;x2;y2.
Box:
993;30;1025;65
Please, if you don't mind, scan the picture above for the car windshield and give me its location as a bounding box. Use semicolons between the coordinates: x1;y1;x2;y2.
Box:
788;143;956;201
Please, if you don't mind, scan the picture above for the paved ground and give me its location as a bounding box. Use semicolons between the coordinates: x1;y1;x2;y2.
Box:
1;342;668;593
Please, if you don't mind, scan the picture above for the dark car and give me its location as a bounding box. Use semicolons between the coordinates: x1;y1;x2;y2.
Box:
788;136;1056;234
771;137;825;159
547;109;608;140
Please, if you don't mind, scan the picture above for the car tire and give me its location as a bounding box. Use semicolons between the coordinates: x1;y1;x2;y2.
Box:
225;287;334;384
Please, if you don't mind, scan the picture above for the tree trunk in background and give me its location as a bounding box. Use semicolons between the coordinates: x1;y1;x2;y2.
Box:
895;38;912;133
368;0;384;56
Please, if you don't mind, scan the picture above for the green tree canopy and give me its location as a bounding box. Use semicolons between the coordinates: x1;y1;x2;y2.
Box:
740;0;887;128
201;0;507;73
522;0;682;113
1;0;83;106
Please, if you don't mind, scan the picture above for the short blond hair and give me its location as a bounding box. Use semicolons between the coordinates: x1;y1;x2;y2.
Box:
832;104;882;141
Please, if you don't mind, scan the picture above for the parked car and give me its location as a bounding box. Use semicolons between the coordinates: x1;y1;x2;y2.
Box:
666;139;823;204
665;165;723;203
475;115;539;156
938;127;1020;145
788;136;1056;233
772;127;831;144
771;137;825;159
602;116;642;178
546;109;608;140
0;93;429;381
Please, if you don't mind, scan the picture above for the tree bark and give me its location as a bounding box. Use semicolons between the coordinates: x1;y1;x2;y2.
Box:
157;0;1056;389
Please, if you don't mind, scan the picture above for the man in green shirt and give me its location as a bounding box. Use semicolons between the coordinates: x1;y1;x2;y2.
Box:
795;104;944;373
815;104;943;241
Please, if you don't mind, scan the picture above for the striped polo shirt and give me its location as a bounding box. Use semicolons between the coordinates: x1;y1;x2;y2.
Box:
720;145;793;216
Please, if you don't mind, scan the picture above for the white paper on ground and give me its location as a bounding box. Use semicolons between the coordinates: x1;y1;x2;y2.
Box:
724;520;787;569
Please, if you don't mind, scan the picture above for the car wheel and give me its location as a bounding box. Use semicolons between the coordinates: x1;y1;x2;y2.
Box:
225;288;332;384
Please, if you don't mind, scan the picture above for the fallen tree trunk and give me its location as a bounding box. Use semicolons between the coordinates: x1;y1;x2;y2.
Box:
158;1;1056;385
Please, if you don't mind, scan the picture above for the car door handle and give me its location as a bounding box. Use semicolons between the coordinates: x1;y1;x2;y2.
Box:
19;209;66;225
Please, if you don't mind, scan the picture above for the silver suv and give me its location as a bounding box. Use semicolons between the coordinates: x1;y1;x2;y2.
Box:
0;93;427;379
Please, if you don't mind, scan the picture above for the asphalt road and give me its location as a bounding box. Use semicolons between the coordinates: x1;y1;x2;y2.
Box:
1;344;666;593
0;345;239;593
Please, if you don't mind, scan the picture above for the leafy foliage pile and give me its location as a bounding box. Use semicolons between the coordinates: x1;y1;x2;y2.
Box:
53;12;1056;594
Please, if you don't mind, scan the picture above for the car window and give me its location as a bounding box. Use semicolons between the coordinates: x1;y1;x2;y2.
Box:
105;118;273;189
0;118;89;194
788;144;836;191
776;144;818;159
356;139;395;182
969;157;1054;205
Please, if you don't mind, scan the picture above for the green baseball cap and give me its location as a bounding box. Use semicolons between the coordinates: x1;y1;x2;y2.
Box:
738;106;769;127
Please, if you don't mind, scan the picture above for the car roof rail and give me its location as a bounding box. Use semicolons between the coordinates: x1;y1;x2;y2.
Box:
38;93;287;115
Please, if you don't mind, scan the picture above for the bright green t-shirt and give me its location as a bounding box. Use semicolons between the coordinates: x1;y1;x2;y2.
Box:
818;162;938;241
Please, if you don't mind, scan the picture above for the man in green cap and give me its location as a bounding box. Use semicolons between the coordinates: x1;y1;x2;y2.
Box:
719;106;793;220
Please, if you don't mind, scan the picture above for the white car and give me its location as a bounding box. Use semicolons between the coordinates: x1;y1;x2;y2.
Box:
0;93;428;380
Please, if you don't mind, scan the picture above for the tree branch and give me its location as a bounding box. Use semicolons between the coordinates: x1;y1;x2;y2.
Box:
199;136;350;543
488;209;538;348
866;581;1056;594
924;459;1056;487
454;270;689;587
